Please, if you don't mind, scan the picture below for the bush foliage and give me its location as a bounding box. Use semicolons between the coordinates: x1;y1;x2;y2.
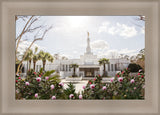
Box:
16;68;145;100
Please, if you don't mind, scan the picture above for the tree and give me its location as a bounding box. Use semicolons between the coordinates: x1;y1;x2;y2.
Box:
130;48;145;71
38;51;54;71
23;49;33;70
98;58;109;77
70;64;79;77
16;16;52;74
32;46;39;71
136;48;145;70
128;63;142;72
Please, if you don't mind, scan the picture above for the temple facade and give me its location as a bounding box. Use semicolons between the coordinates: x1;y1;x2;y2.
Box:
22;32;130;78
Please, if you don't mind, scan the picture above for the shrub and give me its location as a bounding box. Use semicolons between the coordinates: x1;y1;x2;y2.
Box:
82;68;145;99
16;68;145;100
128;63;142;72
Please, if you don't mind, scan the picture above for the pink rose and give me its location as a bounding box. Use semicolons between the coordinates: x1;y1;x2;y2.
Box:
51;96;56;100
59;82;64;87
130;79;135;83
121;71;124;74
69;94;74;99
82;85;86;89
36;77;41;82
90;84;95;89
39;75;41;77
25;82;30;86
79;94;83;99
102;86;107;90
134;87;136;90
45;77;49;80
50;84;55;90
118;77;123;82
138;73;140;75
18;77;21;79
33;72;36;75
35;93;38;98
141;75;144;78
93;78;96;81
110;77;114;82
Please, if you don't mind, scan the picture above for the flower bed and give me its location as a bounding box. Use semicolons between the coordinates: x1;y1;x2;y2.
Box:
16;68;145;100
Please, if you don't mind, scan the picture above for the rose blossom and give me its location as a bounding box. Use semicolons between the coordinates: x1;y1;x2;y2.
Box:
51;96;56;100
35;93;38;98
50;84;55;90
93;78;96;81
39;75;41;77
79;94;83;99
141;75;144;78
139;69;142;72
16;80;18;83
110;77;114;82
138;73;140;75
45;77;49;80
69;94;74;99
82;85;86;89
59;82;64;87
25;82;30;86
134;87;136;90
118;77;123;82
36;77;41;82
16;73;19;76
102;86;107;90
130;79;135;83
121;71;124;74
117;75;120;77
18;77;21;79
90;84;95;89
33;72;36;75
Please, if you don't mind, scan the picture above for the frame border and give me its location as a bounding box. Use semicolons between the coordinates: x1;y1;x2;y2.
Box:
0;0;160;115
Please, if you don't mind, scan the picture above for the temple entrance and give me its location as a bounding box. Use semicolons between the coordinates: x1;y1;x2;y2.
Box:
79;67;99;77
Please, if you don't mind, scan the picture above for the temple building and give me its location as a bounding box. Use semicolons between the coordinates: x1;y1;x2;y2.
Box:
22;32;130;78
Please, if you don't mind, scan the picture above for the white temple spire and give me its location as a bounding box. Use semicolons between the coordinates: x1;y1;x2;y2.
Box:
86;32;91;54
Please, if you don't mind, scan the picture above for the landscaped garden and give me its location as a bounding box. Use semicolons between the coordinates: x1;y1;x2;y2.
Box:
15;68;145;100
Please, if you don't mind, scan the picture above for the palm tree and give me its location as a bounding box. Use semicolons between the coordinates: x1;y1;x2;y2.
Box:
70;64;79;77
23;49;33;70
99;58;109;77
38;50;54;71
32;47;39;71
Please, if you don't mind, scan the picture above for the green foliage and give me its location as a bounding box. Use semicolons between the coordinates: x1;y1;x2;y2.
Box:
43;70;55;77
128;63;142;72
16;68;145;100
70;64;79;77
49;74;61;84
82;68;145;100
64;82;77;99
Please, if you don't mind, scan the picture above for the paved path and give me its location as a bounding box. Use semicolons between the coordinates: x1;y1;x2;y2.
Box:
61;79;88;93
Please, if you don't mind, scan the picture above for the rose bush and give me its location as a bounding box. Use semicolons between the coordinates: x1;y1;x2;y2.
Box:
82;68;145;99
16;68;145;100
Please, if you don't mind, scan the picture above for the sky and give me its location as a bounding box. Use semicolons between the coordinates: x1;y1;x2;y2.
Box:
16;16;145;59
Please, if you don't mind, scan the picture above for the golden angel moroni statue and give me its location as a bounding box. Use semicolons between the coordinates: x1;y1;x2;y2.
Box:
87;31;89;38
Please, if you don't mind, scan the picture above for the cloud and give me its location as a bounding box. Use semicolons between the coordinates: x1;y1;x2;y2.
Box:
98;21;110;33
17;40;46;55
119;48;137;54
98;22;137;38
91;40;109;50
96;48;137;59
